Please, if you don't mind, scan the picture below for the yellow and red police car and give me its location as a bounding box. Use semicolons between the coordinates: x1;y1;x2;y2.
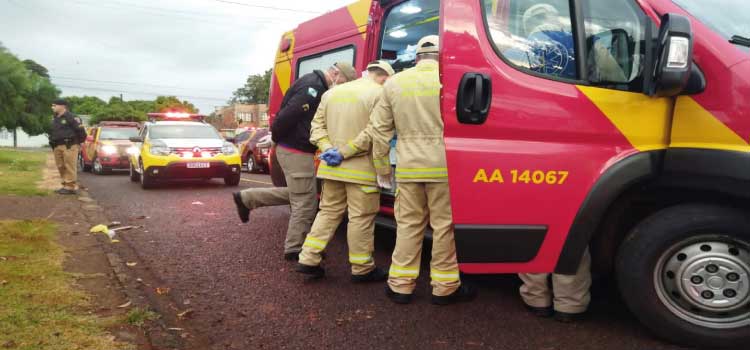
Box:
128;112;241;189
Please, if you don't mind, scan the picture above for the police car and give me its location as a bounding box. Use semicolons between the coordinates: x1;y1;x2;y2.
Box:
128;112;242;189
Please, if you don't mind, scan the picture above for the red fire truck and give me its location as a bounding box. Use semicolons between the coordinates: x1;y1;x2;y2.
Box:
267;0;749;346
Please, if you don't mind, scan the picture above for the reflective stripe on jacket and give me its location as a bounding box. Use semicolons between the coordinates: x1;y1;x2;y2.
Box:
309;77;384;186
350;59;447;183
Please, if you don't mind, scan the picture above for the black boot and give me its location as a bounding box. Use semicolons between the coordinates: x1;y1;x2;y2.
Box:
295;263;325;278
523;303;554;318
232;192;250;223
385;286;413;304
554;311;586;323
431;284;478;305
351;267;388;283
284;252;299;261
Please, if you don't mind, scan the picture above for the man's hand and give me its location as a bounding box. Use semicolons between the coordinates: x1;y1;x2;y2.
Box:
377;174;393;190
320;148;343;166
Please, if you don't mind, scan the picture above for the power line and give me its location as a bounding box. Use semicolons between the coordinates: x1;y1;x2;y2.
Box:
56;84;229;102
210;0;321;14
51;76;228;94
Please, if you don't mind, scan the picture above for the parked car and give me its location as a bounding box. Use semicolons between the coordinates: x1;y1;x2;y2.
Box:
128;113;241;189
79;121;140;174
237;128;270;173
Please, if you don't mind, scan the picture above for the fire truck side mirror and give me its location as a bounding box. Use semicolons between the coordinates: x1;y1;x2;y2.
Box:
129;136;144;143
651;13;694;97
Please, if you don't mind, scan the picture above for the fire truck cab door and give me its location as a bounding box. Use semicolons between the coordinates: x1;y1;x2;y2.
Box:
440;0;672;274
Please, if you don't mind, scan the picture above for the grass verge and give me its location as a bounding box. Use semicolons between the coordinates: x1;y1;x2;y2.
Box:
0;148;48;196
0;220;132;349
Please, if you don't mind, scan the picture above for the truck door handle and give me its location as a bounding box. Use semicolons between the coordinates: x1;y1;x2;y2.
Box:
456;72;492;125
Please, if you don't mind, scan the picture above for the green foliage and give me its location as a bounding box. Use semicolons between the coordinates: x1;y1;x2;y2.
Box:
154;96;197;113
66;96;107;116
124;308;160;327
231;69;272;104
22;59;49;79
91;99;141;124
0;47;59;137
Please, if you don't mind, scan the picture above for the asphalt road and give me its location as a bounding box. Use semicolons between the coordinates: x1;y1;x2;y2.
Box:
80;171;688;350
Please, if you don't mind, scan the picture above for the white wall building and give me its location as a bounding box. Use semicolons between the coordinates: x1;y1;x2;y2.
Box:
0;128;50;148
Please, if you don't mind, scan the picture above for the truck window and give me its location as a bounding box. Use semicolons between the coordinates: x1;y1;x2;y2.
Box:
482;0;578;80
296;46;355;79
380;0;440;72
582;0;648;91
672;0;749;52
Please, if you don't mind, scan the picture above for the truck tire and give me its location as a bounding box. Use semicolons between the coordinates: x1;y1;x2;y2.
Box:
246;154;258;173
224;173;241;186
616;204;750;348
269;146;287;187
129;163;140;182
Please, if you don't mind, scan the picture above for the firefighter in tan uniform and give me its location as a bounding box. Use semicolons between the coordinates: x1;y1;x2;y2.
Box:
349;36;477;305
518;249;591;322
296;61;395;281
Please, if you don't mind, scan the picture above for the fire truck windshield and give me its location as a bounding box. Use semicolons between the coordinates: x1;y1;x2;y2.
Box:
673;0;749;51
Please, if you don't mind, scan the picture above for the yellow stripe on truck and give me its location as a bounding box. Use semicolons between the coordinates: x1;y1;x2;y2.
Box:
670;96;750;152
274;31;296;95
346;0;372;41
578;85;672;152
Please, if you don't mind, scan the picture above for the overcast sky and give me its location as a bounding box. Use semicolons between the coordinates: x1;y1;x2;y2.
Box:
0;0;353;113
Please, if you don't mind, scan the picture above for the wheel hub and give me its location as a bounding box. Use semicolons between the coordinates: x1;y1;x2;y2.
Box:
657;239;750;329
679;256;748;311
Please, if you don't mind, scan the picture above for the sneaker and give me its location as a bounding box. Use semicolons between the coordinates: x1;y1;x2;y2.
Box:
232;192;250;223
431;284;478;305
554;311;586;323
295;263;325;278
524;303;554;318
284;252;299;261
385;286;413;304
351;267;388;283
54;188;66;194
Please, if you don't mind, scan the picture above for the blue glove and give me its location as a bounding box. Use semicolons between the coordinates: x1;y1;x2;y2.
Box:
321;148;343;166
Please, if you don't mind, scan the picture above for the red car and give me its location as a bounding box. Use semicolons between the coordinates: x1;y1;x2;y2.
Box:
79;121;140;174
236;128;270;173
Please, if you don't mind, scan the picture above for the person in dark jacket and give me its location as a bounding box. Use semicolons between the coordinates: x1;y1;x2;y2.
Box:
49;99;87;195
232;62;358;261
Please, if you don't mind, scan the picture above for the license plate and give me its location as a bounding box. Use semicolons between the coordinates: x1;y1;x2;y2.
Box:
187;162;210;169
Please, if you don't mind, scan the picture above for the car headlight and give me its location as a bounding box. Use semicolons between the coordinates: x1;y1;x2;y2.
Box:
126;146;140;156
149;141;171;156
222;142;237;155
100;145;117;155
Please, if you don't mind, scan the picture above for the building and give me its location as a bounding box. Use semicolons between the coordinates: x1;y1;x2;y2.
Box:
214;104;269;129
0;128;49;148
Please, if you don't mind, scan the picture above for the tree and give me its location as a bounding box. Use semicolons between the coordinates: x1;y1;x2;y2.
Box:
23;59;50;79
91;98;142;124
66;96;107;116
231;69;272;104
154;96;198;113
0;47;59;146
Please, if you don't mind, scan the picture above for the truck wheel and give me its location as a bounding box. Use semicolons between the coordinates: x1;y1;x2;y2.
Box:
139;163;153;189
129;163;140;182
616;204;750;348
224;173;241;186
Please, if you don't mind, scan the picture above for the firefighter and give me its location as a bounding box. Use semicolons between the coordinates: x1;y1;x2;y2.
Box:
347;35;477;305
49;99;86;195
295;60;395;281
519;249;592;322
232;62;358;261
